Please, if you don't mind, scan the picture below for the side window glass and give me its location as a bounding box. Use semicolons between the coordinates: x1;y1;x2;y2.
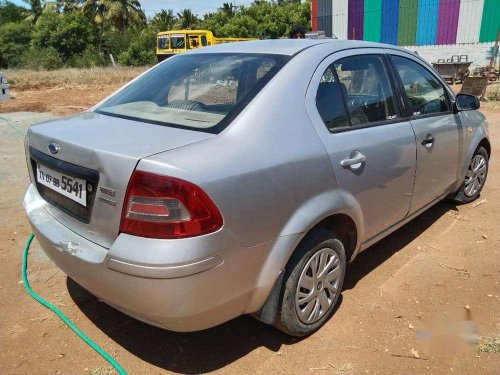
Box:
316;66;349;130
334;55;398;126
391;56;449;116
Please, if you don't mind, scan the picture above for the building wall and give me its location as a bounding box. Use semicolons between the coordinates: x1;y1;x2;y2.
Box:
311;0;500;45
332;0;348;39
406;42;496;67
456;0;484;44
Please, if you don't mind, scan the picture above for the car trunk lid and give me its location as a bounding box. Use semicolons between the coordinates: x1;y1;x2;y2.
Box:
27;111;215;249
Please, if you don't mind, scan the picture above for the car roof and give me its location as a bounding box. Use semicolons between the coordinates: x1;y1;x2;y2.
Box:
185;39;407;56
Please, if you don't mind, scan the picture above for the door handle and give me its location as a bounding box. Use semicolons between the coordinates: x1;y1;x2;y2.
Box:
340;151;366;169
421;136;435;147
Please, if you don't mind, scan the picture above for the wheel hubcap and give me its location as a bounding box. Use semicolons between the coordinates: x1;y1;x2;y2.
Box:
464;154;487;197
295;248;342;325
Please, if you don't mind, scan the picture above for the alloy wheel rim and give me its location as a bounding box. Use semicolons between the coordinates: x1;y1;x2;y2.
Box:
464;154;487;197
295;248;341;325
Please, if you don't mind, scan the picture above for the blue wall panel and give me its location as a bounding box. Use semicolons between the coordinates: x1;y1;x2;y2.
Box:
380;0;399;44
416;0;439;45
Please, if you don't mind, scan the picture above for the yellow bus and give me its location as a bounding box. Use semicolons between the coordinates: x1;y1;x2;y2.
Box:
156;30;256;61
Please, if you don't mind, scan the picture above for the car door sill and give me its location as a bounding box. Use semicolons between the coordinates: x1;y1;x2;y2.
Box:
359;191;450;253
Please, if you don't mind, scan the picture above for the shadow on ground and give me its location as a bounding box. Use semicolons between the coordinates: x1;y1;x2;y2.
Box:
68;200;457;374
344;200;457;290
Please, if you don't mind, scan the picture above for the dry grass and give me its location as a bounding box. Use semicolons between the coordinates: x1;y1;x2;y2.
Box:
486;83;500;101
5;66;149;91
477;334;500;353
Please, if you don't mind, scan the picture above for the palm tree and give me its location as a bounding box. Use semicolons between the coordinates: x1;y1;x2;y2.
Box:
106;0;145;31
149;8;176;33
82;0;145;31
23;0;44;24
82;0;108;26
176;8;198;29
57;0;80;13
220;2;236;17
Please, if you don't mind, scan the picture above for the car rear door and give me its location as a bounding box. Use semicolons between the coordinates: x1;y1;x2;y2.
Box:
306;49;417;242
388;53;462;213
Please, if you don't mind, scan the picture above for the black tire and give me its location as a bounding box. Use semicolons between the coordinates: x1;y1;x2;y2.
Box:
275;228;346;337
451;146;489;204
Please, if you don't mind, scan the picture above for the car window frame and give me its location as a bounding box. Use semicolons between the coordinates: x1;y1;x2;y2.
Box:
311;50;405;134
387;53;454;120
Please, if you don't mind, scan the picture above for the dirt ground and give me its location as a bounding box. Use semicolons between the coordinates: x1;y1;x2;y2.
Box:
0;86;124;116
0;86;499;375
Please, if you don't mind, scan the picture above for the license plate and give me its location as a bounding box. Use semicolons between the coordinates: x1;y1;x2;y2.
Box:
36;164;87;207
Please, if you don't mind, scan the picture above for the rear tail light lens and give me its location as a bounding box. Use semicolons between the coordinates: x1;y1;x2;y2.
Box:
120;170;223;239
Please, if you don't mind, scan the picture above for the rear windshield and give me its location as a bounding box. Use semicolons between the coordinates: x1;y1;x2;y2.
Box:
96;53;289;133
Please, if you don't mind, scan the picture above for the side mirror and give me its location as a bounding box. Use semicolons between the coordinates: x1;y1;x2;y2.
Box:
455;94;480;112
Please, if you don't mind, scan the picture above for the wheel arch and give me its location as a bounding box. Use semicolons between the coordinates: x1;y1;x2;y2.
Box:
252;212;359;326
305;213;358;263
477;137;491;158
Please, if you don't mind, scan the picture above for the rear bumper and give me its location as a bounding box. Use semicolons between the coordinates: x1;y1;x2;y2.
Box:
24;184;294;331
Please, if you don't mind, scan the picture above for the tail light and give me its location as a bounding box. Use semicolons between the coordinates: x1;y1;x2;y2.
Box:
120;170;223;239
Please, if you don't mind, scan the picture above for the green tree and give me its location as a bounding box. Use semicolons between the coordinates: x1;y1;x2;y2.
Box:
175;8;199;29
32;9;95;60
200;0;310;39
82;0;107;26
23;0;43;24
106;0;145;31
0;21;33;68
220;2;236;17
118;28;156;65
148;8;176;33
0;1;28;24
56;0;81;13
82;0;145;31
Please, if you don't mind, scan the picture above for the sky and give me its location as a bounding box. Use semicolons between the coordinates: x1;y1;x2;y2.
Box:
10;0;253;17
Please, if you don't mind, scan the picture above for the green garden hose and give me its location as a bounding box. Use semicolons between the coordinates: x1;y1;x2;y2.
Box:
22;233;127;375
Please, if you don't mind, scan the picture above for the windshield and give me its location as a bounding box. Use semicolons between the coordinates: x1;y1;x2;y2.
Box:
158;35;169;49
170;34;185;49
96;53;289;133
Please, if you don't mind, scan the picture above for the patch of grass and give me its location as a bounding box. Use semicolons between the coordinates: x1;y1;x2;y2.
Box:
4;66;149;91
486;84;500;101
337;363;353;372
477;334;500;353
89;367;116;375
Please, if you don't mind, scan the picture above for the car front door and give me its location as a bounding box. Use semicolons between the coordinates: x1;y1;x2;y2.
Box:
306;50;417;242
389;54;462;213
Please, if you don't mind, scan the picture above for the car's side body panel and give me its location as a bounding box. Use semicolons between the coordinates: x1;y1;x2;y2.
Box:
304;48;417;242
385;51;464;214
407;112;463;213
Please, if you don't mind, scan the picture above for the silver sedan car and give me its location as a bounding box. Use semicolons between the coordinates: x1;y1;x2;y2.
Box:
24;39;490;336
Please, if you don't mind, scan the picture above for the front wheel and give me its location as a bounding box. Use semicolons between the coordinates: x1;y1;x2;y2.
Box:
275;228;346;337
452;146;489;204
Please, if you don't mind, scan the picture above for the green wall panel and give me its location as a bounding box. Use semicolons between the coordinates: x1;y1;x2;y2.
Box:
397;0;418;45
364;0;382;42
479;0;500;43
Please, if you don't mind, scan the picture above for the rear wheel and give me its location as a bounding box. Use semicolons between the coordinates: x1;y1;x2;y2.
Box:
452;146;489;204
275;228;346;337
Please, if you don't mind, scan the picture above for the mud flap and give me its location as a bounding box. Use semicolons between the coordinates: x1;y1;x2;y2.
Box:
252;271;284;325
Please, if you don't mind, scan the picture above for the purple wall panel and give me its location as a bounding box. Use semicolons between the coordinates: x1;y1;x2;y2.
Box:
348;0;364;40
436;0;461;45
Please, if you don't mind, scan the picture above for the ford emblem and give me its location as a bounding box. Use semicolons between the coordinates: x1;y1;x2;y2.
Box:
48;142;60;155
